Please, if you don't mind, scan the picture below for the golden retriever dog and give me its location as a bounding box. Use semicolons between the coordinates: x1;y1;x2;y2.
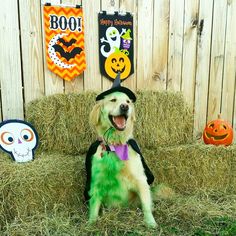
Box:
84;79;156;228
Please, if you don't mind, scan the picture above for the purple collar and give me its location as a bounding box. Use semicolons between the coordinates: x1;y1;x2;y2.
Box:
109;144;129;161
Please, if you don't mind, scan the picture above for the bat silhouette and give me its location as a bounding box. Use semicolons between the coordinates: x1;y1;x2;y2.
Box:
58;38;77;47
53;44;83;61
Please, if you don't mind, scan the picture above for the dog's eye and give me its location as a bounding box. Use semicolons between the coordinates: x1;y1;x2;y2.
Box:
110;98;117;102
127;100;130;104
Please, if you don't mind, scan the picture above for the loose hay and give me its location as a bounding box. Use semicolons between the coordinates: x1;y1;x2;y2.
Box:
2;193;236;235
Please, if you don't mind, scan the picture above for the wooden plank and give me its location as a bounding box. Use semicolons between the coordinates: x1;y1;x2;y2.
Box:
83;0;102;91
207;0;227;122
152;0;169;90
119;0;137;91
181;0;199;109
62;0;85;93
234;86;236;140
194;0;214;138
221;0;236;126
41;0;64;95
167;0;185;91
0;0;24;119
136;0;153;90
19;0;45;104
101;0;120;91
0;97;2;121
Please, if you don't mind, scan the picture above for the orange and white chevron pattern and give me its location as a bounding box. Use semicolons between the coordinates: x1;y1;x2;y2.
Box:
44;5;86;81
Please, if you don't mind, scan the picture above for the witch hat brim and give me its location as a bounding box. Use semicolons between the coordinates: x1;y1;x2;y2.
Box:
96;73;136;102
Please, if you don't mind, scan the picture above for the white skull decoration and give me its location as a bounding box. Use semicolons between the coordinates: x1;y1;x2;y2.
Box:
0;120;39;163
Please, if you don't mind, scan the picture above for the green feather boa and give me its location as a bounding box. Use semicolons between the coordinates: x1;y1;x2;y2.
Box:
89;151;129;207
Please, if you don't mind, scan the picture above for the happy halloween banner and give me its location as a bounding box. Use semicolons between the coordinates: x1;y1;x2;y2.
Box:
43;4;86;81
98;11;134;81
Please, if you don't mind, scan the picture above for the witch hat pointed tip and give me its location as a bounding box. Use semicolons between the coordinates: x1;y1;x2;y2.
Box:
112;72;121;88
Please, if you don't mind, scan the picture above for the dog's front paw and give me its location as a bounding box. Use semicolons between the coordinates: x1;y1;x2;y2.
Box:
144;215;157;228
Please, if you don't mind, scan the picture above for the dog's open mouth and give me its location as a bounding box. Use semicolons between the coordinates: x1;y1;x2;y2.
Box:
109;114;128;131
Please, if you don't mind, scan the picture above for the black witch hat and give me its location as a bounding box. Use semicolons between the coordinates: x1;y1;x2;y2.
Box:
96;73;136;102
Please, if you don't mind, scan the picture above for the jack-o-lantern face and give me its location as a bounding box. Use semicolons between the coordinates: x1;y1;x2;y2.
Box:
203;119;233;146
105;51;131;80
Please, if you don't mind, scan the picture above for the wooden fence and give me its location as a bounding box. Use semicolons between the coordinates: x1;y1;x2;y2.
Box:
0;0;236;139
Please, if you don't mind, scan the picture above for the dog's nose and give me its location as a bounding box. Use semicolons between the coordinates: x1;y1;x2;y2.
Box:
120;103;129;112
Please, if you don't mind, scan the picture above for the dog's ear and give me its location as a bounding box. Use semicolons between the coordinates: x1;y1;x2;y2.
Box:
90;103;101;127
131;106;136;122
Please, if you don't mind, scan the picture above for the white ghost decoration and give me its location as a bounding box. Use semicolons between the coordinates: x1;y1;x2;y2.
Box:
0;120;39;163
100;27;126;58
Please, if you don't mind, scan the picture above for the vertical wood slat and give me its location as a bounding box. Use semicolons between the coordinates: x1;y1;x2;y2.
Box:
221;0;236;125
119;0;137;91
101;0;120;91
136;0;154;90
0;0;24;119
152;0;169;90
207;0;228;122
181;0;199;109
83;0;102;91
62;0;84;93
41;0;64;95
194;0;214;138
19;0;45;104
167;0;185;91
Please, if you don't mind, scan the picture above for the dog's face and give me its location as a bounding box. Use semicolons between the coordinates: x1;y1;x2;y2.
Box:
90;92;135;143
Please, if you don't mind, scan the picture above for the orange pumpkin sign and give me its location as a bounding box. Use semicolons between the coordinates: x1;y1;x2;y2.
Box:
203;117;233;146
104;50;131;80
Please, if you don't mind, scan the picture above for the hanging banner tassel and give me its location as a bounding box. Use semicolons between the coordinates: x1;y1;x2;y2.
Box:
43;3;86;81
98;11;134;82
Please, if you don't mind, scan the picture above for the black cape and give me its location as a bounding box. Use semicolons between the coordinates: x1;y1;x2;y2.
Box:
84;139;154;201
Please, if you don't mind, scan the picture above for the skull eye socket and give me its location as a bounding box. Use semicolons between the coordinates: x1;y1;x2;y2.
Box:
1;132;14;145
21;129;34;142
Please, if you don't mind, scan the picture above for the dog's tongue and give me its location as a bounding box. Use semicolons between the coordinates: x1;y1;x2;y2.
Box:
113;115;126;129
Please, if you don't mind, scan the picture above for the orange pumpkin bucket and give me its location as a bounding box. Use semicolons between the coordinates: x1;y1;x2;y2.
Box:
203;115;233;146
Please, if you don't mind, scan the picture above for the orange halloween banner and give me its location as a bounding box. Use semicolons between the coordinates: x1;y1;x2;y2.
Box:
44;4;86;81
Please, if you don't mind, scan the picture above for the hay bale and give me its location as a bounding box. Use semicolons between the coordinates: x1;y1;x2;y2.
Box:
143;143;236;194
0;152;85;228
135;91;194;148
1;143;235;228
26;91;193;155
1;91;235;235
1;142;236;234
26;92;97;155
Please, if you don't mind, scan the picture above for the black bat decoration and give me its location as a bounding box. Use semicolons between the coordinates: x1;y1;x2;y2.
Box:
53;44;83;61
58;38;76;47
